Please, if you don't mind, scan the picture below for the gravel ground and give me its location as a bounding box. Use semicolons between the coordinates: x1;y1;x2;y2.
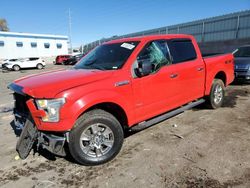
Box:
0;64;250;188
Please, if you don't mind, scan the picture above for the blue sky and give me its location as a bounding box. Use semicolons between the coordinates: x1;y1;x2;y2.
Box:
0;0;249;47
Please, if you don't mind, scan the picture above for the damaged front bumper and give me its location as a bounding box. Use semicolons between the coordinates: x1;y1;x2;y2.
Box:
9;86;68;159
15;110;68;159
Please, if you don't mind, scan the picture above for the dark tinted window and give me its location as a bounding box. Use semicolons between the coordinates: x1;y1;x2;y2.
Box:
0;41;4;47
44;43;50;48
16;42;23;47
137;40;171;73
57;43;62;49
75;41;139;70
9;59;18;62
168;39;197;63
31;42;37;48
233;46;250;57
29;57;39;61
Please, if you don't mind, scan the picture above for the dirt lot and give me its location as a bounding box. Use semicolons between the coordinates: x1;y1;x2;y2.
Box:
0;64;250;188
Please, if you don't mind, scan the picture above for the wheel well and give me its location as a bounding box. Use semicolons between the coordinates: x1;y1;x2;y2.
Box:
86;102;128;131
214;71;226;85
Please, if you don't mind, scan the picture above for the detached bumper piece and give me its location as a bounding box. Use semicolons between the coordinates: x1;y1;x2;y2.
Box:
16;116;38;159
16;118;67;158
11;92;67;159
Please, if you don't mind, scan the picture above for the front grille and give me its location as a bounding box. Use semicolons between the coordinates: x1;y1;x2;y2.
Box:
13;93;30;116
235;69;248;73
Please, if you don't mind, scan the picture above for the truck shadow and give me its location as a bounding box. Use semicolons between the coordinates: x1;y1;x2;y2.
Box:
193;86;249;110
223;88;249;108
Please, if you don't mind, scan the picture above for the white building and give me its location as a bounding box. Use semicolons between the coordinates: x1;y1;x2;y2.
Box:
0;31;68;59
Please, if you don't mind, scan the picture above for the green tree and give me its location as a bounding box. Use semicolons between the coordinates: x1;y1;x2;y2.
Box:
0;19;9;31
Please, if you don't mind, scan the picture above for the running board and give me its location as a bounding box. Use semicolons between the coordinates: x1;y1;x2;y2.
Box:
130;99;205;132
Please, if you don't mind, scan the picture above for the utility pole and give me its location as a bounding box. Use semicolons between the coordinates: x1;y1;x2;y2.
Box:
68;8;73;54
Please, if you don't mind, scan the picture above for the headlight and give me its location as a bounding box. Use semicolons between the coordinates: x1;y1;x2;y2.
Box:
35;98;65;122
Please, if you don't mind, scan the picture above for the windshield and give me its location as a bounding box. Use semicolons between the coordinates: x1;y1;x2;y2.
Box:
233;46;250;57
74;41;139;70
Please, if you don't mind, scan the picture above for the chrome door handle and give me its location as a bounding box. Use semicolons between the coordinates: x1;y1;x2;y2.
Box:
197;67;204;71
170;73;178;78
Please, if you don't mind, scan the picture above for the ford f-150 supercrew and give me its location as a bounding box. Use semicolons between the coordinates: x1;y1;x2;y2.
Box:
8;34;234;165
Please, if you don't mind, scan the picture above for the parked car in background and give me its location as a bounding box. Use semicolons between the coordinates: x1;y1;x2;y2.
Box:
233;45;250;82
54;55;72;65
3;57;45;71
63;54;85;65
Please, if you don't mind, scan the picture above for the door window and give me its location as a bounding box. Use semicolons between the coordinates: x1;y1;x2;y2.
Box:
136;40;172;75
168;39;197;64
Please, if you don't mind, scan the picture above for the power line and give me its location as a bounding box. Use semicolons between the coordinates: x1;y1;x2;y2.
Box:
68;8;73;54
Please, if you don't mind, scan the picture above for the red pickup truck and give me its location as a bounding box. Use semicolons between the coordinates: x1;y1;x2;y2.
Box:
9;34;234;165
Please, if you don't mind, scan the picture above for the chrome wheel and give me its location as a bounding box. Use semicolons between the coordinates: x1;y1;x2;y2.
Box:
213;84;223;104
79;123;114;158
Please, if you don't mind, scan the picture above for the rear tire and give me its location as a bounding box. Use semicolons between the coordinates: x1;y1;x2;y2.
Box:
206;79;225;109
13;65;20;71
37;63;43;69
68;109;124;166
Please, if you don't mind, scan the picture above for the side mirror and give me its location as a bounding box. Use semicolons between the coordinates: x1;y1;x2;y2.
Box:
135;59;152;77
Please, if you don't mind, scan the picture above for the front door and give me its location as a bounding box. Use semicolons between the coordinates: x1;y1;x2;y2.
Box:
131;40;180;123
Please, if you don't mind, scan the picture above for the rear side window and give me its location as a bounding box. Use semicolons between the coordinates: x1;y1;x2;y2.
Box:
168;39;197;64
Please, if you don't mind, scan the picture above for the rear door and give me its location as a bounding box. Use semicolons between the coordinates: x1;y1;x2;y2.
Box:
167;39;205;104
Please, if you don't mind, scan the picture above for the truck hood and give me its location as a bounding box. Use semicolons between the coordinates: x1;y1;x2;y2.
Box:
11;69;113;98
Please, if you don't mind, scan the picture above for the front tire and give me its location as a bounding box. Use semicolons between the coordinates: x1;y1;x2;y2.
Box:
206;79;225;109
69;109;124;166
